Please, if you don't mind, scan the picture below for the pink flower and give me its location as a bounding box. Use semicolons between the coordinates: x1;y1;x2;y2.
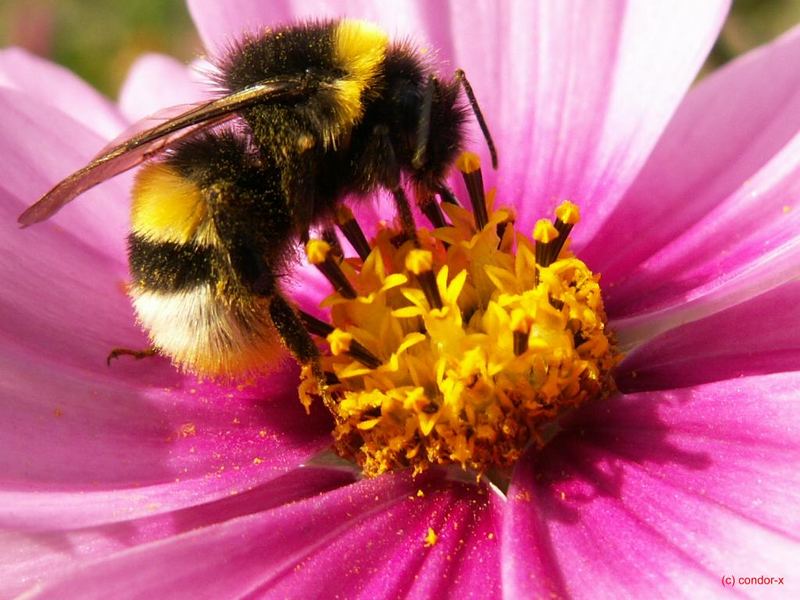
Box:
2;0;799;597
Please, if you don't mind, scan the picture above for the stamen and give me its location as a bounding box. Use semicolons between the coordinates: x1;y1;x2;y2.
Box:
511;310;530;356
299;310;334;337
405;249;443;309
306;239;357;299
456;152;488;230
301;311;383;369
299;167;617;478
496;207;515;251
549;201;581;264
322;227;344;259
326;329;382;369
513;331;528;356
335;205;371;261
418;190;449;229
533;218;559;268
435;183;461;206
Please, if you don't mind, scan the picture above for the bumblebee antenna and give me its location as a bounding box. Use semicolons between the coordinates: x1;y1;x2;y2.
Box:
455;69;498;169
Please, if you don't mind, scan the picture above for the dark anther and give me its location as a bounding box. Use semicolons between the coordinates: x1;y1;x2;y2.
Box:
513;331;528;356
299;310;334;337
335;206;372;262
417;270;443;310
314;250;357;299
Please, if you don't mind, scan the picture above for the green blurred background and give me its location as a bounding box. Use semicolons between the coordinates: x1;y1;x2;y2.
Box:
1;0;799;97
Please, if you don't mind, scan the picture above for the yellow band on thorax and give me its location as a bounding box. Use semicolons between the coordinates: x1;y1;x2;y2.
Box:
331;20;389;129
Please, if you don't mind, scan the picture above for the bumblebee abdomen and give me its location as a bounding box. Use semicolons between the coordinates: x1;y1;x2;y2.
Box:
128;233;283;377
126;134;289;377
128;236;214;292
130;163;212;245
129;282;282;377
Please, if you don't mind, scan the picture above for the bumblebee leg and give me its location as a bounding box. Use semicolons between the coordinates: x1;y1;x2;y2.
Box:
412;74;436;170
268;293;328;397
107;346;157;366
389;186;418;245
455;69;498;169
374;125;418;243
269;294;320;365
284;148;323;241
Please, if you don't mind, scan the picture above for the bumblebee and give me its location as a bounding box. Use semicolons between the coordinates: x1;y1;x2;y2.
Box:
19;19;495;379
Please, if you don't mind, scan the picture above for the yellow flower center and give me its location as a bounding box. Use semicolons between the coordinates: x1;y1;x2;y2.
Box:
299;154;618;477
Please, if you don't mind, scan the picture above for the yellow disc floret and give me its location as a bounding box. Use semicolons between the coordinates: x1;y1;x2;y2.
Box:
301;190;618;477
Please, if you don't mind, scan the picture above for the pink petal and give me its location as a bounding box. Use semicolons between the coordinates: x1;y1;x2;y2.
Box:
118;53;212;123
0;47;125;140
491;0;730;240
617;280;800;392
188;0;463;60
590;27;800;343
610;228;799;348
504;373;800;598
0;87;130;245
0;91;332;529
188;1;728;235
0;366;333;530
1;468;352;599
25;472;501;599
586;25;800;292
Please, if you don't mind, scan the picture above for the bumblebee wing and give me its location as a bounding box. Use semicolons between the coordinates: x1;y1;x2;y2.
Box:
18;76;315;227
91;103;205;159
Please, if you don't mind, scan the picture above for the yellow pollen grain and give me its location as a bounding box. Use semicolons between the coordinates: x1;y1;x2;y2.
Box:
306;239;331;265
405;249;434;274
533;219;559;243
327;329;353;355
424;527;438;547
455;151;481;174
555;201;581;224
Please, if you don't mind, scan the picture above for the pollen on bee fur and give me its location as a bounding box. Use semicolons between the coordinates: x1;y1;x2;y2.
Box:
300;154;619;477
